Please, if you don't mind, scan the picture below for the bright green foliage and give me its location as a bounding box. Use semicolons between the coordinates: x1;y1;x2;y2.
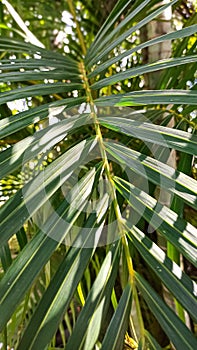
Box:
0;0;197;349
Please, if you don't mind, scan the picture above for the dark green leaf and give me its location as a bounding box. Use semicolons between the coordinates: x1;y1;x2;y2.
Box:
95;90;197;106
100;284;132;350
0;82;84;105
0;97;86;139
87;0;178;67
105;142;197;209
114;177;197;266
99;115;197;155
89;25;197;78
136;272;197;350
0;113;92;178
66;242;120;350
0;168;97;331
127;225;197;321
0;138;97;245
91;56;197;90
17;196;109;350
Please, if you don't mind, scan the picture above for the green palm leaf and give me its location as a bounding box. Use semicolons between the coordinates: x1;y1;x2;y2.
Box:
89;25;197;78
127;225;197;321
96;90;197;106
0;83;84;105
0;97;86;139
100;284;132;350
100;116;197;155
115;177;197;266
17;195;109;350
0;138;97;245
0;168;97;331
105;142;197;209
0;0;197;348
91;55;197;90
86;0;178;66
66;242;120;350
136;273;197;349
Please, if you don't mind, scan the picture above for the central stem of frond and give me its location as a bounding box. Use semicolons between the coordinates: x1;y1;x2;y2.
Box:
79;61;135;286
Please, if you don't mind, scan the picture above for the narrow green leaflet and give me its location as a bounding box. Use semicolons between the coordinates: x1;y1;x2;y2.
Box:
17;196;109;350
127;225;197;321
0;138;97;245
16;227;28;250
100;284;132;350
0;97;86;139
0;58;79;72
0;113;92;178
0;82;84;105
114;177;197;266
89;24;197;78
144;330;163;350
136;273;197;349
105;142;197;209
99;116;197;155
91;55;197;90
0;70;81;83
0;168;97;331
66;242;120;350
83;299;106;350
0;243;12;271
0;38;78;65
95;90;197;107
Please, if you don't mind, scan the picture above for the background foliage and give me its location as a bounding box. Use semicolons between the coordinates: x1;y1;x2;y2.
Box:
0;0;197;349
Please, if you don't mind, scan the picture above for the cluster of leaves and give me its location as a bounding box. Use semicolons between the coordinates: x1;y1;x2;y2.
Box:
0;0;197;349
